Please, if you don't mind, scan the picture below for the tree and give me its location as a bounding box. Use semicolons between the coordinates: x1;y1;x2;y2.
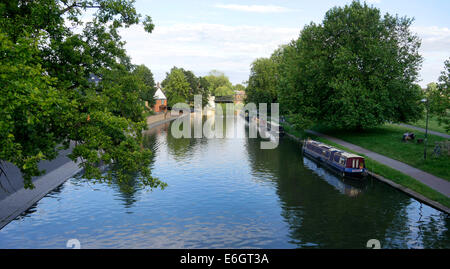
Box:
428;58;450;132
180;68;200;102
277;1;423;129
162;68;190;106
179;68;210;107
233;84;246;92
245;58;278;106
0;0;165;190
132;64;157;106
0;31;70;188
204;70;234;96
197;76;211;107
161;67;211;107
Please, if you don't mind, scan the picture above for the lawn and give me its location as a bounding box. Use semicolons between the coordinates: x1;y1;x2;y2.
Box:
408;116;449;134
310;124;450;181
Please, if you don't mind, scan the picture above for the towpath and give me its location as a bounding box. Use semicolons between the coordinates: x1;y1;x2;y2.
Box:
397;123;450;139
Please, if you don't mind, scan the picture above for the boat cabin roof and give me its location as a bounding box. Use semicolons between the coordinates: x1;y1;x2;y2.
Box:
305;140;363;159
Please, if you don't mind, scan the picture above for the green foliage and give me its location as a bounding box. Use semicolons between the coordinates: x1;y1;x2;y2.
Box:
132;64;157;105
276;1;423;130
214;86;234;97
168;95;188;108
245;58;278;106
179;68;210;107
0;0;165;190
428;59;450;132
0;32;70;188
162;67;211;107
161;68;190;105
198;76;211;107
204;70;234;96
180;69;200;102
233;84;246;92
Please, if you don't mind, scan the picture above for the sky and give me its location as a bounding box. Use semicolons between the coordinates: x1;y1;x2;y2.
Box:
118;0;450;87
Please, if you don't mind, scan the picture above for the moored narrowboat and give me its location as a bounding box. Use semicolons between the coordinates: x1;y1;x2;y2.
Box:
303;139;368;178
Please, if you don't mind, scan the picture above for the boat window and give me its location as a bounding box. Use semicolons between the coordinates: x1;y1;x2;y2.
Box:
355;159;359;168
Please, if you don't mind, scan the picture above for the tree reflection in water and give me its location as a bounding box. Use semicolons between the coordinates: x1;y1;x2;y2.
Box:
244;126;449;249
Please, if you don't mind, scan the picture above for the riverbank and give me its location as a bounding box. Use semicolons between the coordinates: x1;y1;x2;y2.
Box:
0;113;183;230
281;123;450;214
310;124;449;181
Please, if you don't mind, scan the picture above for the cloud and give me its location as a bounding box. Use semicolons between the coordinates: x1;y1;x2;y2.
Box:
120;23;299;83
413;26;450;52
119;22;449;87
214;4;293;13
412;26;450;85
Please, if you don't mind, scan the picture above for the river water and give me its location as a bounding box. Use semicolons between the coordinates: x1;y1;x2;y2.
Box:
0;116;448;248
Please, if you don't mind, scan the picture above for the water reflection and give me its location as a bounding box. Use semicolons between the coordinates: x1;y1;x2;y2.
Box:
302;157;364;197
0;114;448;249
243;120;449;249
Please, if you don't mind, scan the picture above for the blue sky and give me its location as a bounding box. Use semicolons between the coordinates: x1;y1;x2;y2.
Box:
119;0;450;87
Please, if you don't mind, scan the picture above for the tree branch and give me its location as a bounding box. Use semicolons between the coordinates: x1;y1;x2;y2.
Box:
61;1;102;14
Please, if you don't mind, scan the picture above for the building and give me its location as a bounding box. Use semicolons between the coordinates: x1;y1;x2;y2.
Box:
145;83;167;113
234;90;246;104
153;83;167;113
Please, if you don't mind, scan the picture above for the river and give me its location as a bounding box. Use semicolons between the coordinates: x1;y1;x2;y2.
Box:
0;116;448;248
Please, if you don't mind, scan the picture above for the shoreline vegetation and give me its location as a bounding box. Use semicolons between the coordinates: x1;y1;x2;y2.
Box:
281;122;450;210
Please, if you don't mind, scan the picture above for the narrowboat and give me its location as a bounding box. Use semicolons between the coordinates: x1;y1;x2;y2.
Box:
303;139;368;178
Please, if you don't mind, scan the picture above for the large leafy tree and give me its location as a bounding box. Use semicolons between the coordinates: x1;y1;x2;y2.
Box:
245;58;278;106
428;58;450;132
161;67;210;107
197;76;211;107
179;68;210;107
0;0;166;190
204;70;234;97
132;64;157;106
161;67;190;107
277;1;423;129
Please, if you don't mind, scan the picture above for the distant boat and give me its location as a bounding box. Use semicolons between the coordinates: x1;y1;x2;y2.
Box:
303;139;368;178
243;113;285;138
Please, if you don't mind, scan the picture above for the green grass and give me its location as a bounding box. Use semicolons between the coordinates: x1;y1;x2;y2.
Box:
310;124;450;181
282;123;450;208
408;116;449;134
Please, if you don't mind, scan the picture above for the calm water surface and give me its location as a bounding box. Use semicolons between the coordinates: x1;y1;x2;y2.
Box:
0;117;449;248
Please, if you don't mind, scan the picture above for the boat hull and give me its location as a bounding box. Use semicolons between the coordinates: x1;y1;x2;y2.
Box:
303;146;367;179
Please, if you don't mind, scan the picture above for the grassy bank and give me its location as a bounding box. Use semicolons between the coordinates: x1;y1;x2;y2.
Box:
282;123;450;208
310;124;450;181
408;116;449;134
